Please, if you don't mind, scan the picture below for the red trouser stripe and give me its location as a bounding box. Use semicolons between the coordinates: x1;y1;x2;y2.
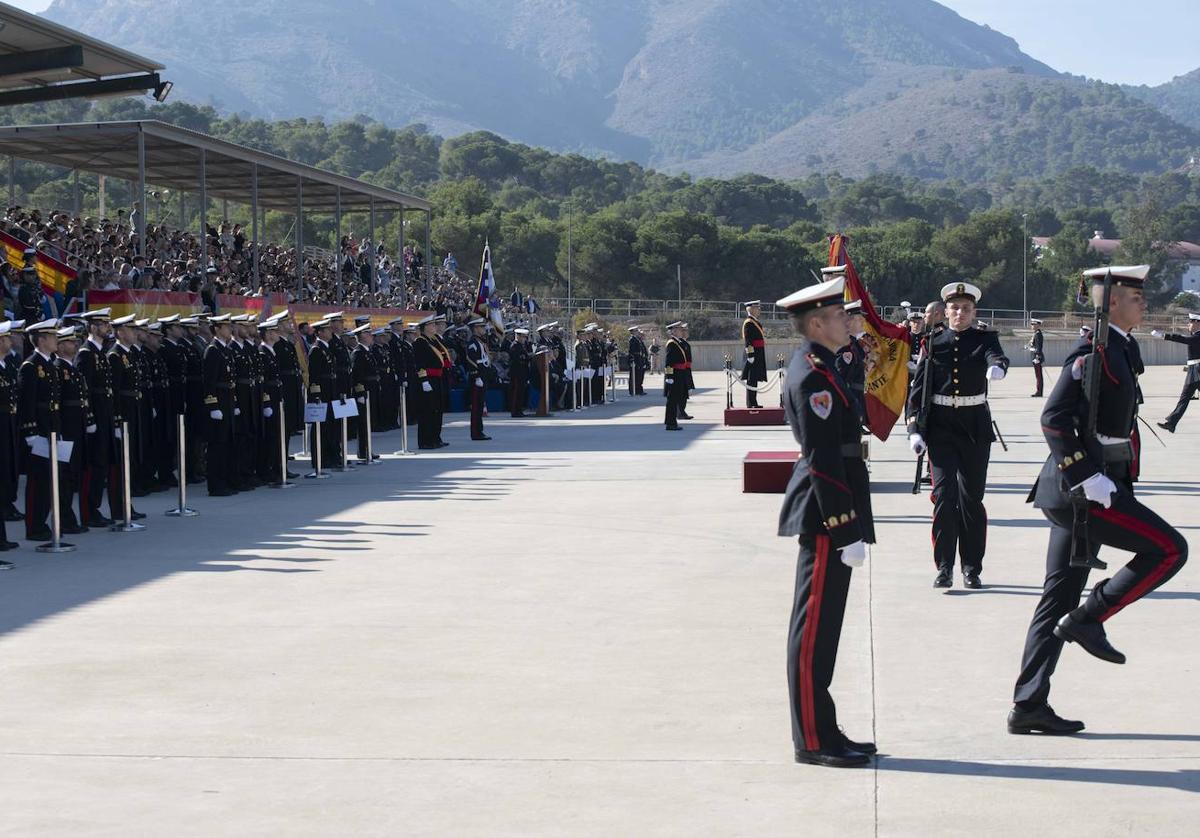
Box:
1092;505;1182;622
799;535;829;751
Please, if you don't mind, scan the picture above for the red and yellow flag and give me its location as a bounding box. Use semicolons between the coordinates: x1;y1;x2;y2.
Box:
0;229;75;296
830;234;910;441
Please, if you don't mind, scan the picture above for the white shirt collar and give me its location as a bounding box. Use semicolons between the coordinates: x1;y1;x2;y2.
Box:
1109;324;1129;339
34;348;52;362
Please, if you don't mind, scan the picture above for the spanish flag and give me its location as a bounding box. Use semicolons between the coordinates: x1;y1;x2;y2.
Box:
0;229;75;296
831;234;910;441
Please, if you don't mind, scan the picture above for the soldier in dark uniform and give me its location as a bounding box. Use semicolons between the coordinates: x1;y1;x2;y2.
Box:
413;316;446;449
431;317;453;429
328;313;354;458
52;324;94;534
256;317;286;483
663;322;688;431
677;323;695;419
1028;318;1045;398
1009;265;1188;736
228;316;259;490
399;322;420;427
907;282;1009;589
464;318;493;440
571;329;588;408
18;319;65;540
741;301;767;407
77;309;117;525
0;322;20;562
158;315;190;487
108;315;146;515
776;275;876;768
1153;312;1200;432
836;300;868;422
372;329;398;432
141;323;174;491
627;326;647;396
350;325;380;463
202;315;238;496
271;312;304;442
508;328;531;417
17;266;44;351
180;316;208;483
306;318;339;470
129;320;156;496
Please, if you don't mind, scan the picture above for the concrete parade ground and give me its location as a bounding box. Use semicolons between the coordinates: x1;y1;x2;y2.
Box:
0;366;1197;836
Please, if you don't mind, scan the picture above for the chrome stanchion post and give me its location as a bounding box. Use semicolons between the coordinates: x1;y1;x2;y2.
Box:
110;420;145;532
339;414;352;472
305;416;330;479
396;385;412;455
165;414;198;516
301;422;310;458
37;430;75;553
360;392;376;465
272;401;295;488
778;353;786;408
725;354;733;410
609;356;616;403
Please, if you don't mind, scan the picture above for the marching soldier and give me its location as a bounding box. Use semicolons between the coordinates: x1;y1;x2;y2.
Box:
18;319;64;540
776;275;876;767
413;315;446;449
836;300;868;422
1152;312;1200;432
1010;266;1188;735
509;328;531;417
0;322;20;562
1028;318;1045;397
53;324;94;534
202;315;238;496
907;282;1009;589
350;325;380;463
663;322;688;431
742;301;767;407
464;318;492;440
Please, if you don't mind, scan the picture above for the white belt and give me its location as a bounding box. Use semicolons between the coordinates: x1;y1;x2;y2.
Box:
1187;359;1200;367
932;393;986;407
1096;433;1130;445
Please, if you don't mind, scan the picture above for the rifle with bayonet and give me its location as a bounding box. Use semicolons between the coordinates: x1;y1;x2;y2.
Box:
1070;270;1111;570
911;321;935;494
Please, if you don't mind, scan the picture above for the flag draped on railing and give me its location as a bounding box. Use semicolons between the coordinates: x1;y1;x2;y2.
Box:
829;234;911;441
473;242;505;334
0;229;75;296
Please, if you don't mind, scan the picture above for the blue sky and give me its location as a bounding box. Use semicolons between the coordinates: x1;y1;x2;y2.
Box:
9;0;1199;86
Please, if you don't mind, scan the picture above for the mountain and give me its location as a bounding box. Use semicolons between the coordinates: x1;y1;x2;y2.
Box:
1127;67;1200;132
40;0;1200;182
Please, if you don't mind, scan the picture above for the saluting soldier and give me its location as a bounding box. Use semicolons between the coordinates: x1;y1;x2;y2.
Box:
18;319;64;540
0;322;20;562
741;301;767;408
1010;266;1188;736
413;316;446;449
108;315;146;515
201;315;238;496
907;282;1009;589
1028;318;1045;398
464;318;493;440
53;324;94;534
776;275;876;768
350;324;380;463
1152;312;1200;433
663;322;688;431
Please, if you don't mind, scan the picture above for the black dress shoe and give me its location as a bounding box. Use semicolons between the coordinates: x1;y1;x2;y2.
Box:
130;511;147;521
438;442;450;447
0;558;13;569
60;524;86;535
1157;421;1175;433
1054;613;1126;664
678;412;694;420
26;528;51;542
794;744;870;768
963;573;982;589
86;516;114;528
665;425;682;431
4;510;22;522
471;435;492;441
837;730;877;755
418;445;440;450
0;541;18;552
208;489;237;497
933;568;953;588
1007;704;1085;735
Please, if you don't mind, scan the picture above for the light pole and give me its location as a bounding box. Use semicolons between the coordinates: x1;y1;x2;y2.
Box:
566;201;573;318
677;263;682;314
1022;212;1029;326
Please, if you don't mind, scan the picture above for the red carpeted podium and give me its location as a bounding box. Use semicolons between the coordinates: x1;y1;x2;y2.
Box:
743;451;799;493
724;407;786;426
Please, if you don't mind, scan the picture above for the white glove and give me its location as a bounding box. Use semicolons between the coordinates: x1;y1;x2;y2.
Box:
841;540;868;568
114;427;122;439
1077;473;1117;508
355;397;365;404
908;433;927;456
264;407;274;418
152;408;157;418
210;409;223;420
1151;329;1164;338
475;377;484;387
24;435;37;447
86;424;97;434
422;381;433;392
665;377;674;384
986;365;1006;381
234;407;241;416
907;361;918;372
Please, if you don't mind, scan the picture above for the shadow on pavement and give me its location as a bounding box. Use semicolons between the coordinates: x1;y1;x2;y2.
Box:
877;757;1200;792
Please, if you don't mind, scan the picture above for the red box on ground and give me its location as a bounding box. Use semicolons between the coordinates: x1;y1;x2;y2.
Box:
724;407;787;426
743;451;799;493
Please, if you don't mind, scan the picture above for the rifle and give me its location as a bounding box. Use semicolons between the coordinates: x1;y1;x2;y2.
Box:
911;321;935;494
1070;270;1111;571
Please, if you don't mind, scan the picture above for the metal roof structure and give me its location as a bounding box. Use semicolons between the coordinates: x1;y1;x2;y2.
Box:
0;3;168;105
0;120;430;213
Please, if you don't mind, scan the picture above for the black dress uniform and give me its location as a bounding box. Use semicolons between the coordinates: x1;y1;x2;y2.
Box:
508;337;530;417
627;332;648;396
413;332;445;449
131;344;156;495
275;334;304;438
0;355;22;521
590;336;605;404
182;334;207;481
907;322;1009;582
372;338;398;431
835;335;868;423
679;336;695;417
161;334;189;483
1158;324;1200;431
18;348;64;539
231;339;259;489
1013;318;1187;720
742;312;767;408
55;353;93;531
306;337;339;469
108;341;144;511
146;343;174;489
780;341;875;763
257;341;284;482
663;334;688;430
351;341;379;461
77;335;117;523
464;333;491;439
202;337;238;495
1028;327;1045;397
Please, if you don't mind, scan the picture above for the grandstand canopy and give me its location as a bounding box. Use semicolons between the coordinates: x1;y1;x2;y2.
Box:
0;120;430;214
0;4;167;105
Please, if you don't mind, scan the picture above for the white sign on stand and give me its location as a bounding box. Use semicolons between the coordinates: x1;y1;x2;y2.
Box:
305;403;328;423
